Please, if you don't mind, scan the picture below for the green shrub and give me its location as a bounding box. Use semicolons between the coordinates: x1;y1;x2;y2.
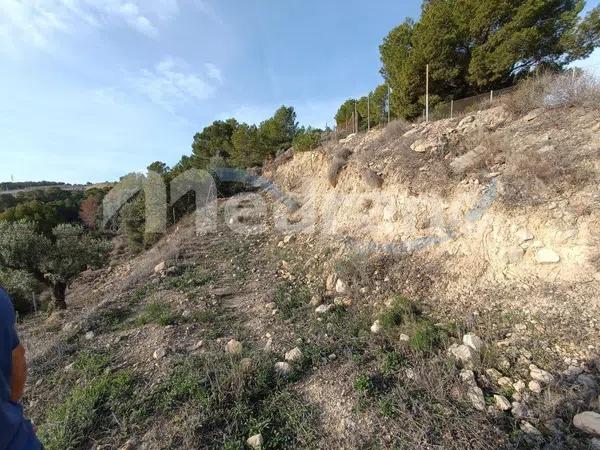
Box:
39;371;136;450
136;301;178;326
292;130;321;152
274;282;311;320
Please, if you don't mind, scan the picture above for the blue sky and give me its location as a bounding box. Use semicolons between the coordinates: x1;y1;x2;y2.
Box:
1;0;599;184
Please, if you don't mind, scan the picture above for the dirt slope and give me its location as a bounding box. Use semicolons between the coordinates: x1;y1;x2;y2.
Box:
18;100;600;449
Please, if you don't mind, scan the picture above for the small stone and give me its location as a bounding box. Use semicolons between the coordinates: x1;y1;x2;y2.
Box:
511;401;527;419
529;380;542;394
513;380;527;392
283;235;293;244
85;331;95;340
246;433;263;449
399;334;410;342
154;261;166;274
536;248;560;264
335;278;348;294
225;339;243;355
405;368;416;380
315;304;333;314
498;377;512;387
274;361;292;377
573;411;600;436
494;394;511;411
520;421;542;436
460;370;485;411
370;320;382;334
463;333;484;352
529;365;554;384
285;347;302;362
153;348;167;360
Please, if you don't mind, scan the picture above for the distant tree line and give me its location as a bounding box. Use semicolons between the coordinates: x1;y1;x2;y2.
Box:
336;0;600;123
0;181;67;191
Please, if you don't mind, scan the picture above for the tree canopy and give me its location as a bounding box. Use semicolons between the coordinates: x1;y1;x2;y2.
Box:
0;221;111;309
379;0;600;119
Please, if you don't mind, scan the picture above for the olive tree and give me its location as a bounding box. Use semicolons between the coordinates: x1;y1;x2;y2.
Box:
0;221;111;310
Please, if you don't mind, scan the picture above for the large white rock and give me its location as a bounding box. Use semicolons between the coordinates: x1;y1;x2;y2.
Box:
247;433;264;449
463;333;484;352
448;344;477;365
573;412;600;436
494;394;512;411
315;304;333;314
285;347;303;362
460;370;485;411
410;136;447;154
370;320;382;334
536;248;560;264
335;278;348;294
529;365;554;384
154;261;166;274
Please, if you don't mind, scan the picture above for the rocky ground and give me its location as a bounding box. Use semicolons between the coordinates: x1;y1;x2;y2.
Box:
16;86;600;449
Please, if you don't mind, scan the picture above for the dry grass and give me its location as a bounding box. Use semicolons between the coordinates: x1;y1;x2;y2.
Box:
501;147;594;207
503;72;600;116
360;168;383;189
377;118;410;143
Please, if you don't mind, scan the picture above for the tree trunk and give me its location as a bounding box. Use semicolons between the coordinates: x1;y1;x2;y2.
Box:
51;282;68;310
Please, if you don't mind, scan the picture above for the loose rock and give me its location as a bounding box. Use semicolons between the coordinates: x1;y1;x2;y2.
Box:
447;344;477;366
153;348;167;360
274;362;292;377
226;339;243;355
536;248;560;264
285;347;303;362
573;411;600;436
370;320;381;334
246;433;264;449
463;333;484;352
494;394;512;411
529;365;554;384
315;304;333;314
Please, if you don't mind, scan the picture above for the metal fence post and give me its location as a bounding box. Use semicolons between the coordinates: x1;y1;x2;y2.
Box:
450;99;454;119
490;90;494;103
425;64;430;122
367;93;371;131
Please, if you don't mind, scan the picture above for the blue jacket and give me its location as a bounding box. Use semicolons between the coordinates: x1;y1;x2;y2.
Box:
0;288;42;450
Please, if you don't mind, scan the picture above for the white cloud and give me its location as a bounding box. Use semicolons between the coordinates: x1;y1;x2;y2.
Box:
132;57;223;111
0;0;186;53
205;63;223;83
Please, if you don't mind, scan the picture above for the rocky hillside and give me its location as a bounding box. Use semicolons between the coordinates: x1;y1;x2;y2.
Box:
18;87;600;449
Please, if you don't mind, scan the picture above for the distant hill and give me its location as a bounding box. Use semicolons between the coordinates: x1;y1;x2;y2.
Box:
0;181;66;191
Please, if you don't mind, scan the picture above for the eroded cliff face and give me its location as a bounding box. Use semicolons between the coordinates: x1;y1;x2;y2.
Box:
266;105;600;289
